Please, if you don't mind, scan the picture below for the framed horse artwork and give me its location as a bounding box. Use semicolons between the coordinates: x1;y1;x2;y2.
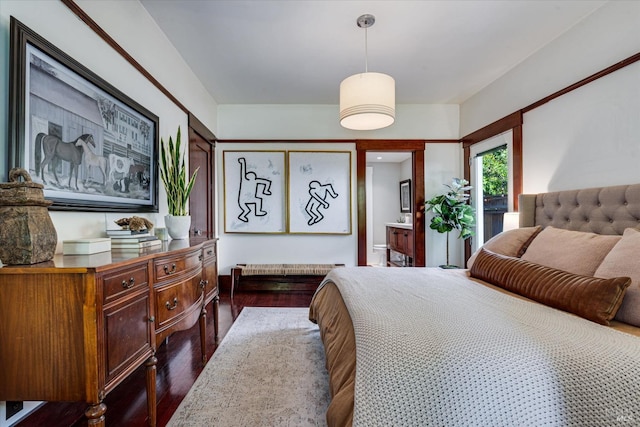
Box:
7;17;159;212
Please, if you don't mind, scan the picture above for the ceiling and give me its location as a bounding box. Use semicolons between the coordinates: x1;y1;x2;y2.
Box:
139;1;605;106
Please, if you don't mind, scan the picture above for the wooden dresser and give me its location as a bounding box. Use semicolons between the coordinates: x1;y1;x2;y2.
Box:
386;224;414;266
0;238;218;427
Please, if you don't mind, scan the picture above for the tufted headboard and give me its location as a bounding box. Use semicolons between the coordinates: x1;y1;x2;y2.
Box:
519;183;640;235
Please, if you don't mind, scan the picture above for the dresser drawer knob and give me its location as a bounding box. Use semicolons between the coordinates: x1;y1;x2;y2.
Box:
206;249;213;255
121;277;135;289
148;316;155;323
163;263;177;275
165;297;178;311
199;279;208;290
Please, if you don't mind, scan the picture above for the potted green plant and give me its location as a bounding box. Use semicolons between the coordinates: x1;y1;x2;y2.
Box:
425;178;475;268
160;126;199;239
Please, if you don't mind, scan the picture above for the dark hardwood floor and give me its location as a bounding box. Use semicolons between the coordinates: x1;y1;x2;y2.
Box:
16;290;315;427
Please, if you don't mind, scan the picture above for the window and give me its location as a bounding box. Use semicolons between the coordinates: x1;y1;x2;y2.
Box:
470;131;513;252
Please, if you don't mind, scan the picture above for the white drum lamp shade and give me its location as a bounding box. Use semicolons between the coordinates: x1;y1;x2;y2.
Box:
340;72;395;130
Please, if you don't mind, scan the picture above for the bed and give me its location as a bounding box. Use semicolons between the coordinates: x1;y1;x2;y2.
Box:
309;183;640;426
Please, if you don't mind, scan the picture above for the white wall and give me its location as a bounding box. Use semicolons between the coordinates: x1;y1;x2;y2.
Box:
522;61;640;193
460;1;640;136
424;143;463;267
400;158;412;182
0;1;219;253
461;1;640;195
369;162;403;246
217;104;459;140
76;0;218;133
216;105;460;273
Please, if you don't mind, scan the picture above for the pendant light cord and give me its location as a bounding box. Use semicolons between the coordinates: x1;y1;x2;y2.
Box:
364;26;368;73
357;14;375;73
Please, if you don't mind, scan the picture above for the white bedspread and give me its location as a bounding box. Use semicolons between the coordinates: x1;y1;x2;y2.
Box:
321;267;640;426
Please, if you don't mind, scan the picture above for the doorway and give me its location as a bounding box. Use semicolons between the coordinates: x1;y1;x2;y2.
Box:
188;113;216;242
470;131;513;252
356;140;425;267
365;152;412;265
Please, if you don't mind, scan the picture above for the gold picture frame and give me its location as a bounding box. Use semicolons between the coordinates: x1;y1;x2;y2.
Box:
288;151;352;234
223;150;287;234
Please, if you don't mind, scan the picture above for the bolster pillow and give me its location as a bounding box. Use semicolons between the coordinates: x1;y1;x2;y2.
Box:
470;248;631;325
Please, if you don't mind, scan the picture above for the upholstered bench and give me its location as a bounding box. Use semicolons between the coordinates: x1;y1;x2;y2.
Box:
230;263;343;298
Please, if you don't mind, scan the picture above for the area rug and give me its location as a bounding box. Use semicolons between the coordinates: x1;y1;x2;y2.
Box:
167;307;330;426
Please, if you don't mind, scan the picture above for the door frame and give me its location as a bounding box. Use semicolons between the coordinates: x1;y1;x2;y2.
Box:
356;140;426;267
470;136;513;252
188;113;216;241
462;111;523;261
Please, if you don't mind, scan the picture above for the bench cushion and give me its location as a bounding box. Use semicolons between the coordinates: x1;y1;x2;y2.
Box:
240;263;340;276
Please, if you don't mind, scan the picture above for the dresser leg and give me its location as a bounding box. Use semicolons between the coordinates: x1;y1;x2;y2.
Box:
85;402;106;427
213;295;220;339
199;306;207;363
145;355;157;427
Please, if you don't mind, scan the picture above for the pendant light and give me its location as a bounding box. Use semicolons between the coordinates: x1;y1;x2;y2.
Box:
340;14;395;131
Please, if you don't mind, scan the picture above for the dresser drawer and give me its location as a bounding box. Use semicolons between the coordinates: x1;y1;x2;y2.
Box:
102;263;149;304
202;243;216;264
153;249;202;283
155;275;202;328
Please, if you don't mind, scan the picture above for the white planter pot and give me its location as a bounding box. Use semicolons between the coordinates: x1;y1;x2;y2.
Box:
165;215;191;240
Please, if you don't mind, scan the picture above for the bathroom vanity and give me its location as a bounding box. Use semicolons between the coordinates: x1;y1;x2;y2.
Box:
385;223;414;267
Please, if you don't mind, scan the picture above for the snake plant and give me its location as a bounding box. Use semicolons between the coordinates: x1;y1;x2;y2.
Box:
159;127;199;216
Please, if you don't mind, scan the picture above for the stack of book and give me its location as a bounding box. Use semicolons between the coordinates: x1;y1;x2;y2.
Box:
106;229;162;251
63;237;111;255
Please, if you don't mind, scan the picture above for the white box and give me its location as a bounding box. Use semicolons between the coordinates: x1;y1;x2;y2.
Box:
63;238;111;255
0;401;44;427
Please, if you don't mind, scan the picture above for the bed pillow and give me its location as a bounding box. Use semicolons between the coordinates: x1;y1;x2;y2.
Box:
467;226;541;269
520;226;621;276
470;248;631;325
594;227;640;327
